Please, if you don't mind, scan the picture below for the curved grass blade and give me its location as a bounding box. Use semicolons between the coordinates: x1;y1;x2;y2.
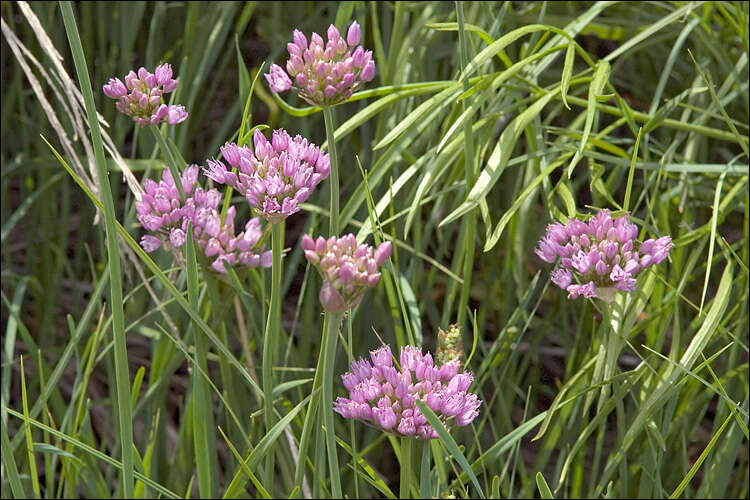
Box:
4;407;179;498
59;3;134;495
223;391;316;498
484;155;570;251
560;42;575;109
566;59;610;178
42;135;265;400
536;472;554;498
1;414;25;497
217;426;271;499
669;411;734;498
440;91;558;227
415;400;485;498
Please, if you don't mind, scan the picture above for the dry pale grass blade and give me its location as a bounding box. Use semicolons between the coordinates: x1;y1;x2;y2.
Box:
7;2;142;200
1;18;93;195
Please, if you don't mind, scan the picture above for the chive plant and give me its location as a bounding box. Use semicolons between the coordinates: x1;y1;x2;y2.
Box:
2;2;748;499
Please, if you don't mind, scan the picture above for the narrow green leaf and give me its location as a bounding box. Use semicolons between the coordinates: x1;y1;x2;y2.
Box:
186;221;214;498
217;426;270;499
567;59;610;178
561;42;575;110
372;84;461;151
622;127;642;213
700;171;727;314
555;181;577;218
1;414;26;497
334;434;397;499
130;366;146;409
415;400;485;498
536;472;554;498
484;156;569;251
670;411;734;498
272;378;313;398
4;407;179;498
223;391;315;498
397;273;422;346
441;91;558;226
59;4;134;495
491;475;500;499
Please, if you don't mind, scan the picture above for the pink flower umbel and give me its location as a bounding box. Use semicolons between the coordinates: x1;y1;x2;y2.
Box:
180;188;272;273
203;129;329;223
103;63;188;126
136;166;270;272
264;20;375;107
334;345;481;439
535;210;673;303
301;234;392;312
136;166;200;252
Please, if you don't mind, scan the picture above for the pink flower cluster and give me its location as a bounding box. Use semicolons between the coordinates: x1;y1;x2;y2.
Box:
535;210;673;302
334;345;482;439
103;64;188;126
136;167;270;272
137;166;199;251
182;192;272;273
265;21;375;107
203;129;330;223
301;234;392;312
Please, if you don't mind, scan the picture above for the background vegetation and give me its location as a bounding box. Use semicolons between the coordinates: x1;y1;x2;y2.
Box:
1;1;748;498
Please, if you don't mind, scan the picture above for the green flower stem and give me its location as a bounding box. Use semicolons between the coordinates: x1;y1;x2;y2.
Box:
186;223;215;498
419;440;432;498
598;295;625;411
60;3;133;496
323;107;339;236
263;222;284;491
400;436;414;499
293;317;326;491
148;125;186;201
130;126;139;159
346;314;360;497
323;311;343;498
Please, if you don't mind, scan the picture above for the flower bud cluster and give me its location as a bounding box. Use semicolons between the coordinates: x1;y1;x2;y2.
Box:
103;64;188;126
436;324;464;367
334;345;482;439
265;21;375;107
203;129;329;223
136;166;270;272
535;210;673;302
301;234;392;312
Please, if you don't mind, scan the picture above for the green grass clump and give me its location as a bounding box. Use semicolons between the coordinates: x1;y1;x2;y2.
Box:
1;1;748;498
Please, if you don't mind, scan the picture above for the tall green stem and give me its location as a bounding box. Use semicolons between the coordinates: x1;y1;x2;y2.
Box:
60;3;133;496
293;317;326;492
455;1;477;328
323;107;339;236
323;311;343;497
263;222;284;491
346;314;360;497
186;223;214;497
598;295;625;411
400;437;414;498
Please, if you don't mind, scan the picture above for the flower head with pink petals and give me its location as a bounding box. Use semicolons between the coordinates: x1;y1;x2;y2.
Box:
535;210;673;303
301;233;392;312
103;63;188;126
334;344;481;439
203;129;329;223
264;21;375;107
